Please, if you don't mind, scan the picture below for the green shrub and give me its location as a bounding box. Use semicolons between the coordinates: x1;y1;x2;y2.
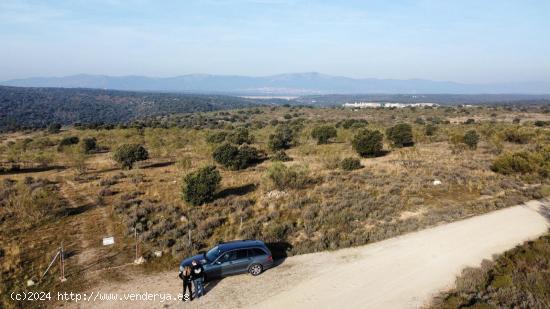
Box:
47;123;61;133
57;136;79;151
414;117;425;125
81;137;97;154
534;120;549;127
463;130;480;150
266;162;310;190
311;125;337;144
386;123;414;147
212;143;261;170
425;124;437;136
340;158;362;170
352;129;384;157
339;119;368;129
464;118;475;124
268;125;295;150
206;131;228;144
503;127;534;144
112;144;149;169
490;151;544;175
226;127;253;145
182;165;221;205
271;150;292;162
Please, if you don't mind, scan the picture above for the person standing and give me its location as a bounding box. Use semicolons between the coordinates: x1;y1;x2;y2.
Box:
191;259;205;298
178;265;193;301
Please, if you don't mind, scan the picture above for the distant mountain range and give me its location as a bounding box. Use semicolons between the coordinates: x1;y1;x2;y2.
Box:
2;73;549;95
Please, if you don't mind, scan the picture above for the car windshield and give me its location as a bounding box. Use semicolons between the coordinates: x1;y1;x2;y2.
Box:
205;246;220;262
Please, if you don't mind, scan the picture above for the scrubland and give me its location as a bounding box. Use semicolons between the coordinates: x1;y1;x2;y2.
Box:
1;104;549;308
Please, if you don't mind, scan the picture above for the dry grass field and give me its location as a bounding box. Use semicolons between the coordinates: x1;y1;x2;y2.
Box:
1;104;549;308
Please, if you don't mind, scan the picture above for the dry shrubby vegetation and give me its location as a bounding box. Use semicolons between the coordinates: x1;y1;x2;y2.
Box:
430;233;550;309
0;177;70;306
1;103;549;307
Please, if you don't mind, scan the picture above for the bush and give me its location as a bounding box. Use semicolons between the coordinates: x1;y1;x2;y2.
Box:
81;137;97;154
182;165;221;205
57;136;79;151
463;130;480;150
386;123;414;147
425;124;437;136
340;158;362;170
112;144;149;169
271;150;292;162
414;117;425;125
47;123;61;133
339;119;368;129
212;143;261;170
490;151;545;175
503;127;533;144
268;125;295;150
226;127;253;145
311;125;337;144
534;120;549;127
352;129;384;157
206;131;227;144
464;118;475;124
266;162;310;190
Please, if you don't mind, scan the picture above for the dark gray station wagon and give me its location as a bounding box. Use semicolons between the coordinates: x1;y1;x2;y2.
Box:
179;240;273;281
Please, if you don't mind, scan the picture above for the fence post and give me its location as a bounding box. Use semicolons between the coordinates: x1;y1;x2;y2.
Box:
60;243;66;282
135;229;139;261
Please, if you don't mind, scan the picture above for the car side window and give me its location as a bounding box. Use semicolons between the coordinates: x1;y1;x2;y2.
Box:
249;248;266;257
236;249;248;260
218;251;237;263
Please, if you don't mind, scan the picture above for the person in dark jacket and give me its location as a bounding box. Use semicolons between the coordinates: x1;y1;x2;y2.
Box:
190;260;205;298
178;265;193;301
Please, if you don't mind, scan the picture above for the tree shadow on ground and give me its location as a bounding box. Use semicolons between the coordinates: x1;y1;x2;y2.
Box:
215;183;257;199
141;161;175;169
63;203;97;216
0;165;66;175
536;203;550;222
364;150;390;158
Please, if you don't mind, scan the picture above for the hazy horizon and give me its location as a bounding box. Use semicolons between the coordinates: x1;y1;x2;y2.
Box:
1;1;550;84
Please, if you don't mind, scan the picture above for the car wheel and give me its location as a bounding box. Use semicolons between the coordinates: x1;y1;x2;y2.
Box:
248;263;263;276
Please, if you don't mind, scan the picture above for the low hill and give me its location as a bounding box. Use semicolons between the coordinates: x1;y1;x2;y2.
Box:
0;86;262;131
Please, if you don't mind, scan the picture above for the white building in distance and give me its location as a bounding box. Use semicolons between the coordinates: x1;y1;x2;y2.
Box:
343;102;439;108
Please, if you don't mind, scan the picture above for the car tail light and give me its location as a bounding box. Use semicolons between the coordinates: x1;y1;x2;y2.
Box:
267;255;273;261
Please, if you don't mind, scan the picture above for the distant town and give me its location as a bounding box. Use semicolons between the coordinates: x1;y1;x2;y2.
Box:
343;102;440;108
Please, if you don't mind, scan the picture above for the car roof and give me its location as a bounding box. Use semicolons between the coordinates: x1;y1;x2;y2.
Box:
217;240;266;252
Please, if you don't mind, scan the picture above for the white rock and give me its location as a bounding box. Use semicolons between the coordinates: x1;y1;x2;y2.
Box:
134;256;146;264
27;280;35;287
433;180;442;186
265;190;288;200
154;250;163;257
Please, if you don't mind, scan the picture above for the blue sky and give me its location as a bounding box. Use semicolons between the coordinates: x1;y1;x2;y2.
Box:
1;0;549;83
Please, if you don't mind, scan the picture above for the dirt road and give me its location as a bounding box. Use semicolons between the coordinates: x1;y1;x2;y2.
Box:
68;199;549;309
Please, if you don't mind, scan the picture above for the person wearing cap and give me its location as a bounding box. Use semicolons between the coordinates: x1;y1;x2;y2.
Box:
190;259;205;298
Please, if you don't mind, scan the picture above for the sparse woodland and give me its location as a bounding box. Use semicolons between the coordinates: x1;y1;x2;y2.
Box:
1;103;549;308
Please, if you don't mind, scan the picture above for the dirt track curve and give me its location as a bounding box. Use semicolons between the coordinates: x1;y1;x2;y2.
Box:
67;199;549;309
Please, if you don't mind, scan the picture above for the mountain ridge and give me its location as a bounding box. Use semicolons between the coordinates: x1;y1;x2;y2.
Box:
2;73;550;94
